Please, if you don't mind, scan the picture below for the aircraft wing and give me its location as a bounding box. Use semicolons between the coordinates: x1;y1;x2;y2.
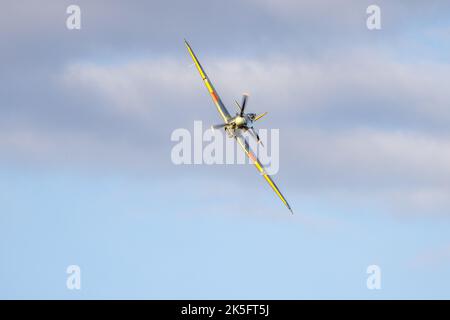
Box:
185;40;232;124
235;132;293;214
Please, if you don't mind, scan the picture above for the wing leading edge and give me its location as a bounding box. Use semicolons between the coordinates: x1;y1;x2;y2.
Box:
235;133;293;214
184;40;232;124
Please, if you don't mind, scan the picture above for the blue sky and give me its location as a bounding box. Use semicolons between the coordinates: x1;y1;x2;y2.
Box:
1;0;450;299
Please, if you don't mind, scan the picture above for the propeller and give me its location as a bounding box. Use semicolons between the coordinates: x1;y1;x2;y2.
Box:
234;100;242;114
211;123;227;130
248;127;264;147
239;93;249;116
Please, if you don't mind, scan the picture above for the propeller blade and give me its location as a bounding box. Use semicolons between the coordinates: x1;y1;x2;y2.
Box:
248;127;264;147
254;112;268;122
240;93;249;116
234;100;242;114
211;123;227;130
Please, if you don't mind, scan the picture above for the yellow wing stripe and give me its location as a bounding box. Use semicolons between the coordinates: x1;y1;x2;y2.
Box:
186;43;207;80
185;40;230;123
236;135;292;213
263;174;289;208
204;79;213;93
237;137;263;173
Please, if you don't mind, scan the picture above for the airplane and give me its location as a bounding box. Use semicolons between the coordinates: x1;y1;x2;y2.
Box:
184;39;293;214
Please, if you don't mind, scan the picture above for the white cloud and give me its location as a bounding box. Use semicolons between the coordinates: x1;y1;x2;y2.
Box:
285;128;450;185
62;51;450;127
62;59;197;117
4;47;450;216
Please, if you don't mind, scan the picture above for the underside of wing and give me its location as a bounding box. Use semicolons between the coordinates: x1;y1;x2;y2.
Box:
235;133;293;214
185;40;232;124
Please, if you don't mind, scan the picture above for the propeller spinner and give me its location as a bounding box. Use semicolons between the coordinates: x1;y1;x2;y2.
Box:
213;93;267;146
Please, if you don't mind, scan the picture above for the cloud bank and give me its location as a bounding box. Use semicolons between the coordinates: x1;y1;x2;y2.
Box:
1;0;449;216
